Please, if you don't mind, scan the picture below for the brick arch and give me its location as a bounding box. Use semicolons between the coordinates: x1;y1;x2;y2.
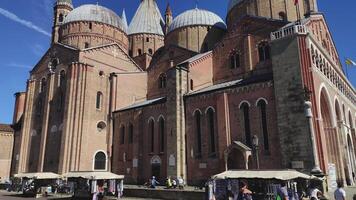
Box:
320;87;343;182
334;98;342;122
255;97;268;107
238;100;251;109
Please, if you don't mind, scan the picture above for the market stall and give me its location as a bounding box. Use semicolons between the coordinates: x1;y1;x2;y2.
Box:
208;170;319;200
62;171;124;199
14;172;61;197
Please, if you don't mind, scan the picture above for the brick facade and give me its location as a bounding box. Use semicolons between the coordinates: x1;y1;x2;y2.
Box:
10;0;356;189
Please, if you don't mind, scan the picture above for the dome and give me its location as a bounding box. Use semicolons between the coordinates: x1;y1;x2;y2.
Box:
227;0;244;13
63;4;124;30
169;8;226;33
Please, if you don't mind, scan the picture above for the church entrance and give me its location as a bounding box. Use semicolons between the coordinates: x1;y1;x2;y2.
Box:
224;141;252;170
150;155;162;181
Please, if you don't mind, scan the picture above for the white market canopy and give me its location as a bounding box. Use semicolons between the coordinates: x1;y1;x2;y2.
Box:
212;170;313;181
14;172;61;180
63;171;124;180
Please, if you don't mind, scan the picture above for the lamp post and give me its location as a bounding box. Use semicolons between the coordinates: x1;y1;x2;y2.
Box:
252;135;260;169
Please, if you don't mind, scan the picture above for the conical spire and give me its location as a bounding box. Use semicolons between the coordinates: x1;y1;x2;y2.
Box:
128;0;165;36
122;9;128;33
165;3;172;15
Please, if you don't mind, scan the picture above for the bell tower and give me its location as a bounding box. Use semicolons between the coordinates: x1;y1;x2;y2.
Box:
52;0;73;44
227;0;319;28
164;3;173;34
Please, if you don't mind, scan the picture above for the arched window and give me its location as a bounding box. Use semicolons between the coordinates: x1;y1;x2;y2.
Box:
207;108;217;154
58;13;64;23
240;102;251;146
96;92;103;110
94;151;106;170
149;119;155;153
146;38;150;42
159;74;167;89
148;48;153;55
89;22;92;30
85;42;90;48
258;42;271;62
159;117;165;152
57;91;64;112
138;49;142;55
190;79;194;91
120;125;125;144
59;70;66;87
257;100;269;151
194;110;202;157
128;123;134;144
40;78;47;93
230;53;240;69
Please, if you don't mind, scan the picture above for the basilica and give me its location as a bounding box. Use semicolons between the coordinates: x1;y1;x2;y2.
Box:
9;0;356;189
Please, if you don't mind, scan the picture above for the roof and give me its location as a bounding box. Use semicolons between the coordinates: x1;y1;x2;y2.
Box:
128;0;165;36
227;0;243;13
232;141;251;151
14;172;60;180
178;51;212;65
121;9;128;33
169;8;226;33
115;97;166;113
63;4;124;30
212;170;313;180
186;73;273;97
63;171;124;180
0;124;13;132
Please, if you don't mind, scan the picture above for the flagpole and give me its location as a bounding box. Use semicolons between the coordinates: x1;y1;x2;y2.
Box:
344;58;350;79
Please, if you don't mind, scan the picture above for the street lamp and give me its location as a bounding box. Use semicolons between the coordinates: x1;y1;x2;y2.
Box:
252;135;260;169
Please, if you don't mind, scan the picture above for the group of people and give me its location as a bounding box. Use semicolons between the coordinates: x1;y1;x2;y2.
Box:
165;176;184;189
234;180;347;200
144;176;185;189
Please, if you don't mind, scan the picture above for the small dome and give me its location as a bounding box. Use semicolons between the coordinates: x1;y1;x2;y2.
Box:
63;4;124;30
227;0;244;13
169;8;226;33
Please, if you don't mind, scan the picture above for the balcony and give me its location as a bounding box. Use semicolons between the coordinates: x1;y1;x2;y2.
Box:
271;25;307;41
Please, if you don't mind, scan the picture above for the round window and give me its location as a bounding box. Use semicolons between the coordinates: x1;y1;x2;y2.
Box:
97;121;107;132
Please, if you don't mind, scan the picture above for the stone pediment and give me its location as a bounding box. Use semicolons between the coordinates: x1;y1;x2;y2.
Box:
304;14;342;69
30;43;79;76
80;43;141;72
147;45;197;72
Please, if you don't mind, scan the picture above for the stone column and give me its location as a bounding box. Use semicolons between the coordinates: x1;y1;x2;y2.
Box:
38;72;56;172
217;93;231;171
18;79;36;173
304;101;321;173
59;63;77;174
166;65;188;181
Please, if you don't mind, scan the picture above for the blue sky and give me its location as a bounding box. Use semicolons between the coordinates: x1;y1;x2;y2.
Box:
0;0;355;124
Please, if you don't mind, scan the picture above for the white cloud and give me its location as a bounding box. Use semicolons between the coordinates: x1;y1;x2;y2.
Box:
0;7;51;37
6;63;33;69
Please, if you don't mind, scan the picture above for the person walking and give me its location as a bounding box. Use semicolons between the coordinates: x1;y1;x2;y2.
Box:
238;181;253;200
334;181;346;200
308;182;323;200
277;182;289;200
